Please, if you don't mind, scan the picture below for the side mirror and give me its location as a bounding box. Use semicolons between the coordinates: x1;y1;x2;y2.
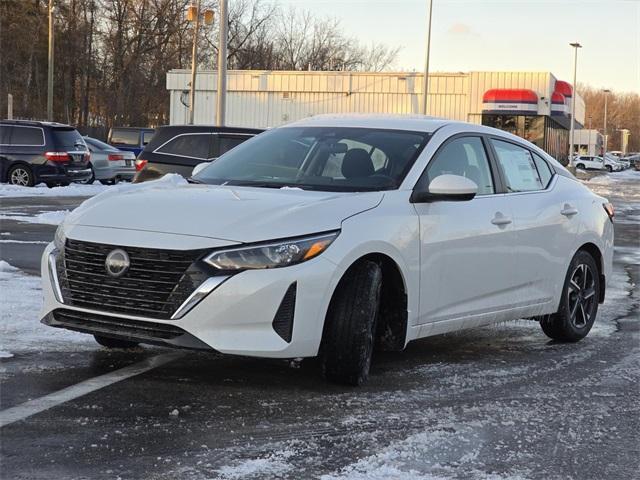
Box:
411;174;478;203
192;162;209;177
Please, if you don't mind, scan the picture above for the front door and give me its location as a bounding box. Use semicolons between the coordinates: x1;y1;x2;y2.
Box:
413;135;517;334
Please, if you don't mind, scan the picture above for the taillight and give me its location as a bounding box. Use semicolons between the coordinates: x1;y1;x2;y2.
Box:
603;203;614;222
84;152;91;162
135;159;148;171
45;152;71;162
108;153;124;161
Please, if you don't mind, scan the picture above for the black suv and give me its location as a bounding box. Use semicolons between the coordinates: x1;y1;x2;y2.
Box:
133;125;263;182
0;120;91;186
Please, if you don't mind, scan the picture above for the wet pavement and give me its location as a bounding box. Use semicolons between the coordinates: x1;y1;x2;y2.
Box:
0;172;638;480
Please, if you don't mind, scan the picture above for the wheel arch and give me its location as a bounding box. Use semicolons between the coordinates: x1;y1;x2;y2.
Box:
576;242;605;303
325;252;409;352
4;161;35;183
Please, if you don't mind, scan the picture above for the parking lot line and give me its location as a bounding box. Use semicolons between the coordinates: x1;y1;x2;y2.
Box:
0;352;183;428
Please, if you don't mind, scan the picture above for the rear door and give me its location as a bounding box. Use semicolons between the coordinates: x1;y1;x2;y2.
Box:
488;138;577;314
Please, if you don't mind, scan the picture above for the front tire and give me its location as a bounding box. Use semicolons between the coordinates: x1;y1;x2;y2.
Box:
606;165;613;172
320;260;382;386
575;163;585;170
94;335;139;349
540;251;600;342
8;165;35;186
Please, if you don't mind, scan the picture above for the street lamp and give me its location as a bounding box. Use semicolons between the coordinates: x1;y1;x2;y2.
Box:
421;0;434;115
187;1;214;125
602;88;611;157
568;42;581;162
47;0;55;121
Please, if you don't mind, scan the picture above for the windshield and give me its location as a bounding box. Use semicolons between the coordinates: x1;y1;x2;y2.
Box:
193;127;430;192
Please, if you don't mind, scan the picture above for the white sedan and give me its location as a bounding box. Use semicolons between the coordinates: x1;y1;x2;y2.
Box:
41;115;614;385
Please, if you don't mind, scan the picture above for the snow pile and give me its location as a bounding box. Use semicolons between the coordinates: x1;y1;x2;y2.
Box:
0;182;109;198
215;448;295;479
0;210;70;225
0;261;94;355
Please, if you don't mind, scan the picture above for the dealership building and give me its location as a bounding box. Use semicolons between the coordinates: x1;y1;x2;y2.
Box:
166;69;585;162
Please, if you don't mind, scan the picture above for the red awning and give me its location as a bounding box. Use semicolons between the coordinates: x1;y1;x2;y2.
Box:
482;89;538;104
551;92;566;104
554;81;573;97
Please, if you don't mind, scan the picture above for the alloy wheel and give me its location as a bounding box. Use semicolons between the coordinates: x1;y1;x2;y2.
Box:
10;168;30;186
567;263;597;329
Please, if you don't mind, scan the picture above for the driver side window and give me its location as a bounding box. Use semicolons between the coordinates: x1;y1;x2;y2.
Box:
427;137;495;195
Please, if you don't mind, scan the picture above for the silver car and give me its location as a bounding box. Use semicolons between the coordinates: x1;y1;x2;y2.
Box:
82;136;136;184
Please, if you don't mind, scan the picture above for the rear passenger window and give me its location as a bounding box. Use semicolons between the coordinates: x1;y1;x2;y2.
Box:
11;126;44;146
156;134;211;159
0;126;11;144
532;153;553;188
218;135;251;156
491;139;543;192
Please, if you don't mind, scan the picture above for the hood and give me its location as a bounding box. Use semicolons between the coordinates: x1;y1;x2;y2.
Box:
65;176;383;243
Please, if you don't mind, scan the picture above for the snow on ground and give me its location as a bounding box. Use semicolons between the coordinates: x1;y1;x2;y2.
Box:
0;209;70;225
215;448;297;479
0;182;110;198
0;260;93;356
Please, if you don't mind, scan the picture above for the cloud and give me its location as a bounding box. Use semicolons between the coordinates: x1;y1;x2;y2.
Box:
448;23;478;36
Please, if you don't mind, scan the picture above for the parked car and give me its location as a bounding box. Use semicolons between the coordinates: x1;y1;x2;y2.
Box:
107;127;155;156
42;115;614;385
0;120;91;187
82;136;136;184
622;154;640;170
603;154;624;172
572;155;605;171
133;125;263;182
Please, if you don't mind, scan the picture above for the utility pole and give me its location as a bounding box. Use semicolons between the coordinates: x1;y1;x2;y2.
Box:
568;42;581;163
216;0;228;126
420;0;434;115
188;0;202;125
602;89;610;157
47;0;54;121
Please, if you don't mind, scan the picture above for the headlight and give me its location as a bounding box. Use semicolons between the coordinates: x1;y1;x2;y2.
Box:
54;224;66;251
204;231;339;271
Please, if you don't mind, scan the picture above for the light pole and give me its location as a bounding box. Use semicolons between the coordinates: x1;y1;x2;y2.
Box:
188;0;201;125
216;0;228;126
47;0;54;121
602;88;610;157
421;0;434;115
568;42;581;162
186;2;214;125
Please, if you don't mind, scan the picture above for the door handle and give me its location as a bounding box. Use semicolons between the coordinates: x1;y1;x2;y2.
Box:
561;204;578;217
491;213;512;226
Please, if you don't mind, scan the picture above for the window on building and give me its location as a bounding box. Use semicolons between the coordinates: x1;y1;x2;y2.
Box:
491;139;544;192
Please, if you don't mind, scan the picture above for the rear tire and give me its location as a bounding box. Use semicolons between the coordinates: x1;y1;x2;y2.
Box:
606;165;613;173
94;335;139;349
7;165;35;187
540;251;600;342
575;163;585;170
320;260;382;386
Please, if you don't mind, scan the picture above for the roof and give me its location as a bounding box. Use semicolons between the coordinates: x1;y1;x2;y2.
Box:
284;114;452;133
0;119;74;128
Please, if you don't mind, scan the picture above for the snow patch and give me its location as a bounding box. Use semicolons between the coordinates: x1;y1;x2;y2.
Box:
215;448;295;479
0;182;109;198
0;210;70;225
0;262;94;353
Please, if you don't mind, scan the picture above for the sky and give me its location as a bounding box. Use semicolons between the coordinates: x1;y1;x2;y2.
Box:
280;0;640;93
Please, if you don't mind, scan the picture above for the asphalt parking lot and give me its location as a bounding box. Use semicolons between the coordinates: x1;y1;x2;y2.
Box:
1;173;639;480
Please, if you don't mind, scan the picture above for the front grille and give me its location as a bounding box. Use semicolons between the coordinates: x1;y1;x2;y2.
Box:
58;239;207;319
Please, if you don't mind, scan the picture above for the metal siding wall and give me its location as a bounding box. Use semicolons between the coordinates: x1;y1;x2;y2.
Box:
167;70;573;129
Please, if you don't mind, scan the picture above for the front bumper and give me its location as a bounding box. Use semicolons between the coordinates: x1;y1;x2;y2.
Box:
40;241;341;358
